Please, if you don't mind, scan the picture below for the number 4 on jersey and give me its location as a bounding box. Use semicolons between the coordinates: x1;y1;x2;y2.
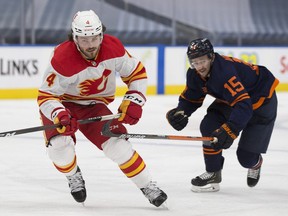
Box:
46;73;56;87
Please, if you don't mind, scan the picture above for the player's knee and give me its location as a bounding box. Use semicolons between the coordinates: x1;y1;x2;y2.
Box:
200;118;211;136
47;135;75;165
102;137;133;164
237;148;260;168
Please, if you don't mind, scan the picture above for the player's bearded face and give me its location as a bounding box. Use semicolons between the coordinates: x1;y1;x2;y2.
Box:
190;55;213;78
76;35;102;59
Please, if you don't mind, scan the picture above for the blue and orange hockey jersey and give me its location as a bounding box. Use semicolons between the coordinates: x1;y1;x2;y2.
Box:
178;53;279;132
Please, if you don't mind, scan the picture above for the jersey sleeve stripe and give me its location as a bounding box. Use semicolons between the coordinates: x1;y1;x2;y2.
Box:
230;93;250;107
121;62;147;85
252;78;279;110
268;79;279;98
180;94;205;103
37;90;61;106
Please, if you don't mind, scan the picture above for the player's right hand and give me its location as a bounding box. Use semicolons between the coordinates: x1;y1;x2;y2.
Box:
166;108;188;131
210;123;238;150
118;90;146;125
52;108;79;136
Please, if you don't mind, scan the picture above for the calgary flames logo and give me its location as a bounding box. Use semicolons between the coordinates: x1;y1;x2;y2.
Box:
78;69;111;96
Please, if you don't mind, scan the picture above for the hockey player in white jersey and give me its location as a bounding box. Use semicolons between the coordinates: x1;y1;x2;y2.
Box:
37;10;167;207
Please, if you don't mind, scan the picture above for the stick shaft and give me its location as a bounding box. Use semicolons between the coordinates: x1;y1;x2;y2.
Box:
101;120;215;142
110;133;214;141
0;114;120;137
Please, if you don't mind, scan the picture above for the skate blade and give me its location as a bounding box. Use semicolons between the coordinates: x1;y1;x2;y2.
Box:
80;202;86;207
160;201;169;210
191;183;220;193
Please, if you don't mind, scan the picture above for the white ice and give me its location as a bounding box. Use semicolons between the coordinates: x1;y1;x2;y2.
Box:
0;93;287;216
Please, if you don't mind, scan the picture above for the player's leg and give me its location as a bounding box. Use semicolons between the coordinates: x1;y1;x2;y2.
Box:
237;148;263;187
102;136;167;207
40;111;86;203
77;103;167;207
237;92;277;187
191;101;232;192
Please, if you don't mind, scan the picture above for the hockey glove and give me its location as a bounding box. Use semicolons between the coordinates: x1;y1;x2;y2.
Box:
118;90;146;125
52;108;79;136
211;123;238;150
166;108;188;131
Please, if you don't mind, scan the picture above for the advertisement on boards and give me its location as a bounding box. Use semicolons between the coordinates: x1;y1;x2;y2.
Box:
0;45;287;98
164;46;288;94
0;46;158;98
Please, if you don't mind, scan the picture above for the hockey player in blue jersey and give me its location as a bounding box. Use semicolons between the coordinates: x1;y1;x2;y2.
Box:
166;38;279;192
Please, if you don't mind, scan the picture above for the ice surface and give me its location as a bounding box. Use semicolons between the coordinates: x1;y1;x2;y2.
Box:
0;93;287;216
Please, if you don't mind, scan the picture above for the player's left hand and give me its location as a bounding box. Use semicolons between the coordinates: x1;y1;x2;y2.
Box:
118;90;146;125
166;108;188;131
211;123;238;150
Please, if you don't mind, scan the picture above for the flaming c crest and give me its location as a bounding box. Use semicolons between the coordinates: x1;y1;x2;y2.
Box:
78;69;111;96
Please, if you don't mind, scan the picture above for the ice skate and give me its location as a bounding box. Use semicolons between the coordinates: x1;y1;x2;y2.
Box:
67;166;87;203
191;170;221;192
141;181;168;207
247;155;263;187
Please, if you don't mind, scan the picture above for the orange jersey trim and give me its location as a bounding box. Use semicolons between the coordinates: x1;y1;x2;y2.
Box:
230;93;250;107
203;147;222;155
252;78;279;110
121;62;147;86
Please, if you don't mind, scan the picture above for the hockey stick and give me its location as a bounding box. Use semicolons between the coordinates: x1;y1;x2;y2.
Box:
0;114;120;138
101;120;216;142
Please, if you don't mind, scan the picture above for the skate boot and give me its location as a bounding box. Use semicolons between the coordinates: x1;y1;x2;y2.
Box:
66;166;87;203
141;181;168;207
191;170;221;192
247;155;263;187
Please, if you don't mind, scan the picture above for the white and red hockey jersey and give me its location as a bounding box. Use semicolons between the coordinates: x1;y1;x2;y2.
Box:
37;34;147;121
